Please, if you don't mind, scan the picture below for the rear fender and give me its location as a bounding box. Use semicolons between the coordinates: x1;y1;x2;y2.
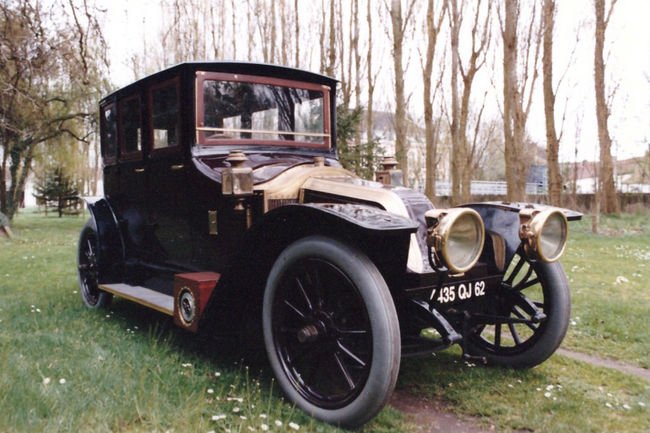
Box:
85;198;125;283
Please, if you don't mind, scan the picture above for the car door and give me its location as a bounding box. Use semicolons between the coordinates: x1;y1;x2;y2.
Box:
146;77;194;275
116;94;149;264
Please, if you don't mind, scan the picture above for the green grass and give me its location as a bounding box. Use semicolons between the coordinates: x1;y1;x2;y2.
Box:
398;348;650;433
561;213;650;368
1;211;649;432
0;212;408;433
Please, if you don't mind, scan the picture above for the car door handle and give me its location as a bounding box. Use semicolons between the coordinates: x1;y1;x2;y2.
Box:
170;164;184;171
134;168;145;173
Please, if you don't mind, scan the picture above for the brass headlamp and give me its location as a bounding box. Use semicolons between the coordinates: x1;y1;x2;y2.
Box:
425;208;485;274
518;208;568;263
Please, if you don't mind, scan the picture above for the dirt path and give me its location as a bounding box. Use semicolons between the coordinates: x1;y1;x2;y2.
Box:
390;389;497;433
391;349;650;432
557;348;650;381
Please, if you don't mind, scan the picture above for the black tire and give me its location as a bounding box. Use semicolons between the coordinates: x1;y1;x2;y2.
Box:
263;236;400;428
78;220;112;308
465;252;570;369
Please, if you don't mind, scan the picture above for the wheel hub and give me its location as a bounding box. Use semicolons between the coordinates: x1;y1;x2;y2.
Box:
297;324;320;343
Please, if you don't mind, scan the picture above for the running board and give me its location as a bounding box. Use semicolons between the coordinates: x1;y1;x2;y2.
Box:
99;283;174;316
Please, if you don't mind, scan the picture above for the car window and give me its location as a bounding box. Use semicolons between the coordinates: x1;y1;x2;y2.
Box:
100;103;117;164
197;74;330;148
119;95;142;158
150;80;180;150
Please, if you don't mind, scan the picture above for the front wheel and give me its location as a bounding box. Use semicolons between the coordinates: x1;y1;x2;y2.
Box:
263;236;400;428
465;252;571;369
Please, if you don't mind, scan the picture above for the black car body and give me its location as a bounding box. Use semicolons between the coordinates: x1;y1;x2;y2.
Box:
78;62;581;428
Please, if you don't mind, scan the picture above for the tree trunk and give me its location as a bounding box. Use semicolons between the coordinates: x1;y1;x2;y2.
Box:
422;0;441;201
593;0;620;214
366;0;375;147
503;0;519;201
389;0;413;185
543;0;562;206
449;0;463;203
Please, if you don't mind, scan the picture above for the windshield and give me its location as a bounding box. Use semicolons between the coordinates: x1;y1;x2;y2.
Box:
196;73;330;148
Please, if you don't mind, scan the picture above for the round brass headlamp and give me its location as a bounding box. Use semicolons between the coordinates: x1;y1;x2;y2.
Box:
519;208;568;263
425;208;485;274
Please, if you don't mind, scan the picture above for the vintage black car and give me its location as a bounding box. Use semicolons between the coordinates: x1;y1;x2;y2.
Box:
78;62;581;428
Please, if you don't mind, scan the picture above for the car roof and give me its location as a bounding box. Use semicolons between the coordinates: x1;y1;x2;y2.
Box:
101;61;338;104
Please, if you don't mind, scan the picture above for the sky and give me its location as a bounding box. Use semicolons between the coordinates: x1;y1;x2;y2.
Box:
98;0;650;163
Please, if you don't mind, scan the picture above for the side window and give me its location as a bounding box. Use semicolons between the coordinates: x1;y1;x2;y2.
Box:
150;80;180;151
100;103;117;164
119;95;142;159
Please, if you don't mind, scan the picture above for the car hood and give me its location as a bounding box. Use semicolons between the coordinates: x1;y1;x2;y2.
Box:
192;152;341;185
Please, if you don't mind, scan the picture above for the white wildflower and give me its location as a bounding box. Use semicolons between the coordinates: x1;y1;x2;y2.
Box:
207;388;214;394
181;363;192;368
240;416;247;420
232;407;240;413
544;392;552;398
288;422;300;430
274;420;283;427
211;414;226;421
259;414;267;419
546;385;554;391
43;377;51;385
605;402;613;408
59;378;66;385
638;402;646;407
260;424;269;431
623;404;631;410
615;275;629;284
215;372;221;377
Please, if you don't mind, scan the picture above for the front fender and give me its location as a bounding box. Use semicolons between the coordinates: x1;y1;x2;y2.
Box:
244;203;418;280
85;198;125;283
465;201;582;268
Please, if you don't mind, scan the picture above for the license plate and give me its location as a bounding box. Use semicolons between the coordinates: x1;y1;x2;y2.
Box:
431;280;487;304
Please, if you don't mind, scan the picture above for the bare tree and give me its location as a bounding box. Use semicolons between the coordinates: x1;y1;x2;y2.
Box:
387;0;417;184
593;0;620;214
422;0;447;200
501;0;542;201
542;0;562;206
448;0;492;203
366;0;377;146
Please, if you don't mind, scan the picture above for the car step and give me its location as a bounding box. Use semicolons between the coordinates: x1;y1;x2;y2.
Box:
99;283;174;316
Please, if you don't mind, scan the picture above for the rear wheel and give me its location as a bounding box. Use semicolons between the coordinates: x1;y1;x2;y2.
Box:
465;252;570;369
78;220;112;308
263;236;400;428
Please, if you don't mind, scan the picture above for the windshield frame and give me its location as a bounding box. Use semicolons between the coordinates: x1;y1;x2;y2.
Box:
195;71;332;149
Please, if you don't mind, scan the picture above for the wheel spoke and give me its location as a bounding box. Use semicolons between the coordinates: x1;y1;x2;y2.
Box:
508;322;522;345
337;341;367;367
511;266;534;290
295;277;314;312
514;277;540;292
512;307;538;331
494;323;502;347
337;329;368;336
505;257;525;286
334;353;355;391
283;300;307;319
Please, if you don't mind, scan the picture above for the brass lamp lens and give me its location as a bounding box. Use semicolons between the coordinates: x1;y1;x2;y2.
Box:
538;211;567;262
436;209;484;274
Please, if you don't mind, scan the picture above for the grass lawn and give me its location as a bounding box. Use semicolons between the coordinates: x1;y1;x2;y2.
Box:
1;211;648;432
561;214;650;369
